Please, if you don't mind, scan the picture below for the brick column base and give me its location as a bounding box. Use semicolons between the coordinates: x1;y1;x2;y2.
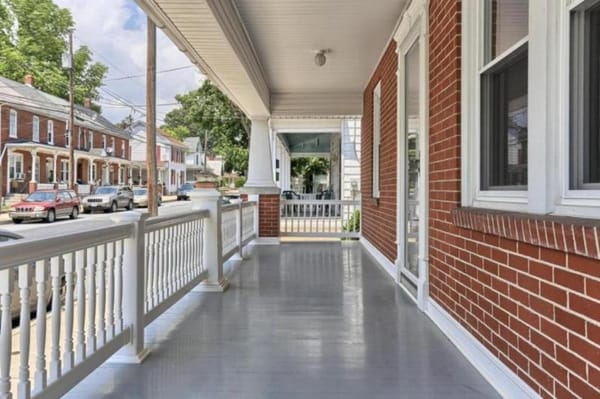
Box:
258;194;280;238
28;181;37;194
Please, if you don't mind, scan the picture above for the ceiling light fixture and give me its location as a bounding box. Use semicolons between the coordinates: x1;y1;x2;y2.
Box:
314;49;330;67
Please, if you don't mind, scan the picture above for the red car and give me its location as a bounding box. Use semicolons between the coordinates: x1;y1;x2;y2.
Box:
9;189;80;224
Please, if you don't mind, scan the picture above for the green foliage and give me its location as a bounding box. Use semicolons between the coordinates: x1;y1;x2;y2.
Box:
291;157;330;192
162;80;250;175
343;209;361;233
116;114;135;131
0;0;108;108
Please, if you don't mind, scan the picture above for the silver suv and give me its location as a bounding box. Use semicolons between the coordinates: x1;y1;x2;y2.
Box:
82;185;134;213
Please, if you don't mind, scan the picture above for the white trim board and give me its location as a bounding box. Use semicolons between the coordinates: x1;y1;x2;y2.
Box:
360;237;396;282
426;300;540;399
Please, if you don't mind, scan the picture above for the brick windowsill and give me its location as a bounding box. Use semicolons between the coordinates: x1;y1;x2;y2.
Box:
451;207;600;260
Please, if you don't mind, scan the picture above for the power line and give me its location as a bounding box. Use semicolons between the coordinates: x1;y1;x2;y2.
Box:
104;65;195;82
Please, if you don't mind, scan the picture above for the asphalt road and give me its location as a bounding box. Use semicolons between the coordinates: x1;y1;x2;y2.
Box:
0;201;193;239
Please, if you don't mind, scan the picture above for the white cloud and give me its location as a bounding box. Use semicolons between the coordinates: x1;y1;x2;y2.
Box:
54;0;204;124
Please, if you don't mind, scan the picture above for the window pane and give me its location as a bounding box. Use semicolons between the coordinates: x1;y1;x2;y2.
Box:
486;0;529;62
481;54;528;190
571;4;600;188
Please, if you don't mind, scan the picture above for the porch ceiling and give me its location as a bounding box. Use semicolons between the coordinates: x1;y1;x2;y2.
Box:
135;0;407;118
280;132;333;155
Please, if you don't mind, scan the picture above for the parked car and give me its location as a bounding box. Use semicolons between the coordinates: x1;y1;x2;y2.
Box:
133;187;162;208
9;189;80;224
82;185;134;213
176;183;194;201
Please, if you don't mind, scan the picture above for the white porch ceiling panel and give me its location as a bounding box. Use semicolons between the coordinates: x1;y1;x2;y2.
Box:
136;0;407;118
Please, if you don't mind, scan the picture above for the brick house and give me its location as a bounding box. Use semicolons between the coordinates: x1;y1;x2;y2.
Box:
0;75;131;198
119;0;600;397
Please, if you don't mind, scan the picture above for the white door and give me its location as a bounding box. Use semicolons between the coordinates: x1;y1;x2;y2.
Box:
8;153;23;193
396;3;429;310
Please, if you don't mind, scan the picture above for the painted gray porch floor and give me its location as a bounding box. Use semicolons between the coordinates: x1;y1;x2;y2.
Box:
66;242;500;399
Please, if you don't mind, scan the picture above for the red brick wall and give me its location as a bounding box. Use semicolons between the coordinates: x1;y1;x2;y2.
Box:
361;40;398;263
428;1;600;398
258;194;279;238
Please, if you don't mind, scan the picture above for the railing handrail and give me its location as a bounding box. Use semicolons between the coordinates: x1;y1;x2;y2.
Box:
145;209;209;232
241;200;257;208
0;223;133;270
281;199;361;205
221;203;238;212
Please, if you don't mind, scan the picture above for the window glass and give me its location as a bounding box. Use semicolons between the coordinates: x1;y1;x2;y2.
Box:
9;110;17;137
32;116;39;141
570;3;600;189
486;0;529;62
48;120;54;144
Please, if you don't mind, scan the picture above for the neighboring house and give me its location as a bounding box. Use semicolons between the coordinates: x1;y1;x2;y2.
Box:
184;136;224;181
0;75;130;198
129;121;187;194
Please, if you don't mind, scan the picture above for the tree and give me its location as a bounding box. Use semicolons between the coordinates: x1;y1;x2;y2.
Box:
0;0;108;108
162;80;250;175
116;114;135;131
291;157;330;192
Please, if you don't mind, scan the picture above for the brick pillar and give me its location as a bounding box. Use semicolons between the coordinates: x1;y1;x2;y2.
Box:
28;181;37;193
258;194;280;238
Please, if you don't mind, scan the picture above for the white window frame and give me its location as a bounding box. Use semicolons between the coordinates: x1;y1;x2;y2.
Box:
32;116;39;142
102;135;107;150
47;120;54;145
121;140;125;158
463;0;600;219
89;131;94;150
91;163;97;181
555;0;600;217
462;1;531;213
65;121;70;147
372;81;382;198
9;109;17;138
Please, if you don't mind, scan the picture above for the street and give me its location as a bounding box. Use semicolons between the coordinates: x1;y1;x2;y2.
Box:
0;201;192;239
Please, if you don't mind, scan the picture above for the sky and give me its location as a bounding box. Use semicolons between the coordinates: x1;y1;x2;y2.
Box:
54;0;205;125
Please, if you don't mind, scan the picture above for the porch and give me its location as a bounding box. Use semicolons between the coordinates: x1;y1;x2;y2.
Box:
64;242;499;399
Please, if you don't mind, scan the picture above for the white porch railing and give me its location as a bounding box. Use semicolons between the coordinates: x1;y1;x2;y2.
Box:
221;201;258;261
0;193;258;399
280;200;361;238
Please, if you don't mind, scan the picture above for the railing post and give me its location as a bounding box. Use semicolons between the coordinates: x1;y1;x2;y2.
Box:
109;211;150;363
190;189;229;292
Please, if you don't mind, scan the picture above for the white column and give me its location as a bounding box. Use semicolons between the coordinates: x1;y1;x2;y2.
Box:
190;189;229;292
88;159;93;184
244;118;277;189
52;154;57;183
31;150;37;183
73;156;78;184
103;163;109;185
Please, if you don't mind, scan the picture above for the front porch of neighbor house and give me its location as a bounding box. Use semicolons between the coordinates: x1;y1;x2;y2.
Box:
64;243;499;399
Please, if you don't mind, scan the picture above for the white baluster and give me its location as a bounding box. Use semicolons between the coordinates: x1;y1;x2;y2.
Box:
106;242;115;340
96;244;106;348
151;231;159;308
17;264;31;399
144;233;151;312
49;256;63;381
165;227;172;297
34;259;48;394
86;246;97;356
114;240;124;333
75;250;86;363
0;269;13;399
62;253;74;373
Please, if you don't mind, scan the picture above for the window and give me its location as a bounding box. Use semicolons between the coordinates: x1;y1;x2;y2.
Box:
78;128;83;149
89;131;94;150
102;135;107;149
480;0;529;190
32;116;39;142
121;140;125;158
47;120;54;144
372;81;381;198
9;109;17;138
91;163;97;181
65;122;70;147
111;137;115;152
570;2;600;190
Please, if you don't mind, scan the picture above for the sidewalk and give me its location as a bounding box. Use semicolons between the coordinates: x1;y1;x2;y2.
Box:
0;195;180;226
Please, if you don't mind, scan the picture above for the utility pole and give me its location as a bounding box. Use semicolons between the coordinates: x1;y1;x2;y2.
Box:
146;18;158;216
68;29;75;190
